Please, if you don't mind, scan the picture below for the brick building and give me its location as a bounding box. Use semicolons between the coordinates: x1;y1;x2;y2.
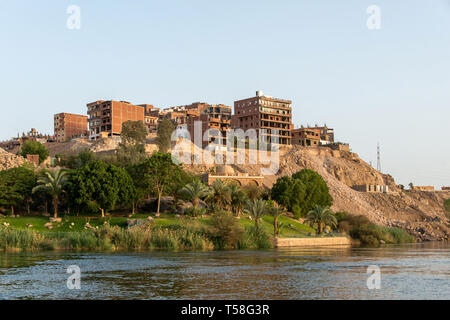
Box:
233;91;292;145
183;102;232;146
87;100;144;140
292;126;320;147
140;105;160;133
54;113;88;142
411;186;435;191
315;125;334;144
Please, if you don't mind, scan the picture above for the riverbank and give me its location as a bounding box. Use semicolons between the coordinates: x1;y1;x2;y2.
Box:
0;213;415;251
0;213;322;252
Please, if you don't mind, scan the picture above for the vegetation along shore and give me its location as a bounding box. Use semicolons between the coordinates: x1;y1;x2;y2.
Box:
0;121;421;251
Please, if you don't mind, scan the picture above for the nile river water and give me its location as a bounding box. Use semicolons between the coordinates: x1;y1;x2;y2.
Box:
0;242;449;300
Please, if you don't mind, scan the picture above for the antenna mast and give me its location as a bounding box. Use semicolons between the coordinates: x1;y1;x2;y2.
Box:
377;142;381;172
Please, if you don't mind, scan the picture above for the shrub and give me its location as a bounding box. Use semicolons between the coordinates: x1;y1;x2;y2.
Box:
444;199;450;218
246;226;272;249
208;213;245;249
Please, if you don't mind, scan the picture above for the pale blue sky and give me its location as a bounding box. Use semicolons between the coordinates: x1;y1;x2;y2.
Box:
0;0;449;187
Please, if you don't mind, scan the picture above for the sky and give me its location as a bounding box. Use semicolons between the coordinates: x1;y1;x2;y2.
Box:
0;0;449;187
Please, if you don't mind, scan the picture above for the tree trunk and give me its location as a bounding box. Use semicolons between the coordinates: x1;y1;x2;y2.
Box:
53;196;58;219
100;208;105;218
157;190;161;214
255;218;259;230
274;216;278;237
318;222;323;235
132;202;136;215
10;205;14;216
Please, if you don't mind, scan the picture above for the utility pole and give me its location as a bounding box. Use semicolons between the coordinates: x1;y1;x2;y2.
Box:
377;142;381;172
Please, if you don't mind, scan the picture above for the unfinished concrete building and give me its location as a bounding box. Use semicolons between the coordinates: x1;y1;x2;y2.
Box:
54;113;88;142
87;100;144;140
292;126;320;147
233;91;292;145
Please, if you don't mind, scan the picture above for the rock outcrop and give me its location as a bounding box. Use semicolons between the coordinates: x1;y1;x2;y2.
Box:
0;147;28;170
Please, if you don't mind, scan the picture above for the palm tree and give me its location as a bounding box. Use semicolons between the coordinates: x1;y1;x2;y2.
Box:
207;180;231;209
243;199;268;229
305;205;337;235
244;184;262;201
32;170;68;219
229;184;247;217
179;179;210;216
268;201;287;237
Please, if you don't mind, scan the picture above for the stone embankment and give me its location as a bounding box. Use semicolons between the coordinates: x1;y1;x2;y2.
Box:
274;237;351;247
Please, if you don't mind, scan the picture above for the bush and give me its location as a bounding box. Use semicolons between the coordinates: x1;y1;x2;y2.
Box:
444;199;450;218
246;226;272;249
208;213;245;250
340;211;414;246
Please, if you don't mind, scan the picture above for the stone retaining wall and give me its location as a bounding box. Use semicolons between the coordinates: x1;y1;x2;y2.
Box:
274;237;351;247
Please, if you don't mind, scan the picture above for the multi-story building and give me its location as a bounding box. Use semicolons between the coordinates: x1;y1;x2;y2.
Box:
140;105;160;133
54;113;88;143
233;91;292;145
292;126;320;147
183;102;232;146
87;100;144;140
315;125;334;145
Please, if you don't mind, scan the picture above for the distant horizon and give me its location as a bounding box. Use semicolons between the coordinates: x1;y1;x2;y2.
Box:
1;0;449;188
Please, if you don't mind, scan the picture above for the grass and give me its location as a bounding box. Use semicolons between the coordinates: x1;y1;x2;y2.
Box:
0;212;322;251
0;213;316;237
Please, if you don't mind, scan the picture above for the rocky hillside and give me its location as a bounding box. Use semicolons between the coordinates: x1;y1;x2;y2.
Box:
0;147;28;170
273;146;449;241
26;138;450;241
184;144;450;241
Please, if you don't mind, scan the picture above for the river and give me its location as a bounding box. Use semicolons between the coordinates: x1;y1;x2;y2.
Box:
0;242;449;300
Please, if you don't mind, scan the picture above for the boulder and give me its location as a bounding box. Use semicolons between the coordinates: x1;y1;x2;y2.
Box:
50;217;62;223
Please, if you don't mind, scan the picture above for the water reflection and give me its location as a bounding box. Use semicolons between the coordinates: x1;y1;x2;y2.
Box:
0;242;449;300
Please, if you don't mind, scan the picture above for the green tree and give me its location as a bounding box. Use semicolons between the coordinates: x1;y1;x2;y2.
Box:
305;205;337;235
118;120;148;164
270;175;306;217
229;183;247;217
292;169;333;217
32;169;68;218
179;179;210;216
70;161;135;217
207;180;231;209
267;200;286;237
243;199;268;229
0;166;36;215
20;140;49;164
135;152;184;214
157;118;175;153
